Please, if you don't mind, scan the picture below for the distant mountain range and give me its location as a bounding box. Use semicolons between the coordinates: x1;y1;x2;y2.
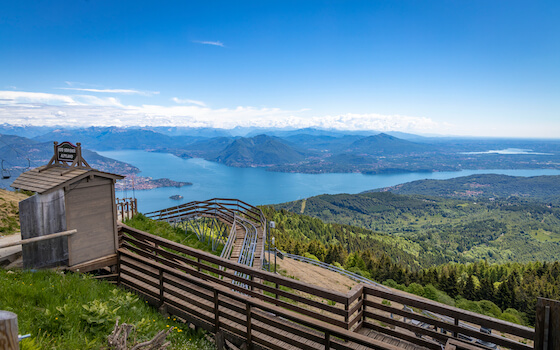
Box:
1;124;559;175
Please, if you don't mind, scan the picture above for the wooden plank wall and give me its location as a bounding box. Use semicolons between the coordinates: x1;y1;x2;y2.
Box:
19;189;68;268
66;177;116;266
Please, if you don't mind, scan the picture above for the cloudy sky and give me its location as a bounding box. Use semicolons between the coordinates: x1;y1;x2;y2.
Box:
1;1;559;137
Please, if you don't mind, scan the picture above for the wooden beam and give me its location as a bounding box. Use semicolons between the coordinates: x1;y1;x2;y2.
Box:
68;254;117;273
0;229;77;249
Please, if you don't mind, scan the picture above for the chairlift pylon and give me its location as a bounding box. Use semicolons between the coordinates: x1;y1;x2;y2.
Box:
1;160;11;179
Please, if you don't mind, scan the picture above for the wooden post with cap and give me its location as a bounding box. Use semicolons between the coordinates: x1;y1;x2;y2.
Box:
0;310;19;350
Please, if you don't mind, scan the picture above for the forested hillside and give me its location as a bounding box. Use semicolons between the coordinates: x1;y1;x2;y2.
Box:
275;191;560;264
373;174;560;205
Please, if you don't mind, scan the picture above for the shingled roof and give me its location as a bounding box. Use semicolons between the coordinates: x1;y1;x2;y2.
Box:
11;166;124;194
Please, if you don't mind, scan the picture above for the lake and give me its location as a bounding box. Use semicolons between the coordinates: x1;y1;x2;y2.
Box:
98;150;560;213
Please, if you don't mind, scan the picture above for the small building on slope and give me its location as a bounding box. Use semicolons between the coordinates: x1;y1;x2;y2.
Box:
11;141;124;269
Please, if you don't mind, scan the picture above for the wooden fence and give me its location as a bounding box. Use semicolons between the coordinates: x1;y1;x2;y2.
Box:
116;224;535;349
144;198;265;228
116;197;138;221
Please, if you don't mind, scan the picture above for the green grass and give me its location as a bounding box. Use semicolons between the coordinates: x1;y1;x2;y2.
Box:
532;228;560;242
124;214;224;256
0;269;213;350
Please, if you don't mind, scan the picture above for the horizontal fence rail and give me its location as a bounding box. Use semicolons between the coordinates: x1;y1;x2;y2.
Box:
361;285;534;350
116;223;536;350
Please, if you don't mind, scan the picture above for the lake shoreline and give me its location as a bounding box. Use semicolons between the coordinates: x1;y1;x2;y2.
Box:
98;150;560;213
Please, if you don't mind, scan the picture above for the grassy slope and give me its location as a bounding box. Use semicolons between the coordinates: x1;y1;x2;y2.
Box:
1;214;220;350
0;270;212;350
0;189;28;234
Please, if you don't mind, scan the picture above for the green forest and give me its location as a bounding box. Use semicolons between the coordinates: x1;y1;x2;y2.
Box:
275;191;560;264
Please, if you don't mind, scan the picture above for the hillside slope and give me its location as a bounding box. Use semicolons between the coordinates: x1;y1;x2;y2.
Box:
372;173;560;204
347;133;435;155
214;134;306;166
274;190;560;265
0;189;28;234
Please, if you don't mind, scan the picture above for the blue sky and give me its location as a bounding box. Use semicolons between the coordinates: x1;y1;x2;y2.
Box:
1;1;559;137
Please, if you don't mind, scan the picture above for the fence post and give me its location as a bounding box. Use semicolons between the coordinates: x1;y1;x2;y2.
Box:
453;318;459;338
535;297;560;350
345;298;350;329
159;268;165;306
214;289;220;333
0;310;18;350
245;302;252;350
362;291;367;325
325;330;331;350
116;251;121;286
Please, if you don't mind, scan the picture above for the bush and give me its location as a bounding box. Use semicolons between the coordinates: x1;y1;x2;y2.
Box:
303;252;320;261
456;298;483;314
435;290;455;306
501;308;526;325
405;283;424;296
332;261;344;270
347;266;372;279
478;300;502;318
383;279;398;288
422;284;438;301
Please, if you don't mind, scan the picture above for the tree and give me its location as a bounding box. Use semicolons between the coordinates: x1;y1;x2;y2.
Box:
464;275;476;301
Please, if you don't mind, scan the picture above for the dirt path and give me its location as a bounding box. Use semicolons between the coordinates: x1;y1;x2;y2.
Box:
276;257;358;294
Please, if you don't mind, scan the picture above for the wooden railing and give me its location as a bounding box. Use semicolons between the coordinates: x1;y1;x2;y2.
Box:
117;246;398;350
145;198;265;227
116;197;138;221
144;198;268;268
119;224;357;330
117;224;536;349
361;285;534;350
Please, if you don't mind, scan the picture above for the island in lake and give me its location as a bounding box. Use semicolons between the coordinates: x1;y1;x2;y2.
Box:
115;176;192;191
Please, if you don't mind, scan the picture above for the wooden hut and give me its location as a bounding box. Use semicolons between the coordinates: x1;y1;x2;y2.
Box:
11;142;124;270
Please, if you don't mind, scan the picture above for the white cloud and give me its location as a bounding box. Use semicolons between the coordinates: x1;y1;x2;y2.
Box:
58;87;159;96
193;40;225;47
0;89;441;134
172;97;206;107
0;91;78;105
